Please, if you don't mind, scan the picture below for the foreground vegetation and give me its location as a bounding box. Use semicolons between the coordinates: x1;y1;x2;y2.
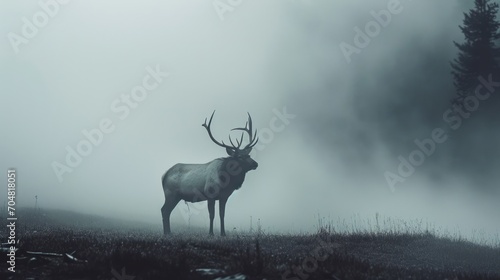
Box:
0;209;499;279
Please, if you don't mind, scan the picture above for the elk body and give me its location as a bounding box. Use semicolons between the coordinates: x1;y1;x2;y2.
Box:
161;112;258;236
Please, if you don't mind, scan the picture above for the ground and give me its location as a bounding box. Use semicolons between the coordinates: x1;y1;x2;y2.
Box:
0;208;499;279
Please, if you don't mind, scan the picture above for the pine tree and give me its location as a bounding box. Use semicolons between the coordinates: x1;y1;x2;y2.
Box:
451;0;500;103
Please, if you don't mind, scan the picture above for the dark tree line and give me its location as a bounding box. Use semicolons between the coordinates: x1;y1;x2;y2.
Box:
451;0;500;103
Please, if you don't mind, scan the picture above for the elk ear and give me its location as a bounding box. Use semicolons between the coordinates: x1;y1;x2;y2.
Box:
226;147;235;156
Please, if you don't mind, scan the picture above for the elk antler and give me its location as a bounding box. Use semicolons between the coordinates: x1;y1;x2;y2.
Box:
202;111;259;154
202;111;236;151
231;112;259;150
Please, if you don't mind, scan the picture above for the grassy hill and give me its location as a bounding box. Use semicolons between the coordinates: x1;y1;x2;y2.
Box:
0;208;499;279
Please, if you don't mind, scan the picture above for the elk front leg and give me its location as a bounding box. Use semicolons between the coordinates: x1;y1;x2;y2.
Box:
219;197;228;236
208;199;215;235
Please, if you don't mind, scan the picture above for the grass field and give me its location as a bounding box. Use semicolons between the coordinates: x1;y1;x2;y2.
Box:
1;208;499;279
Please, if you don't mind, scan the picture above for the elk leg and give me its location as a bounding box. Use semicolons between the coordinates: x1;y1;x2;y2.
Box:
161;191;180;235
208;199;215;235
219;197;228;236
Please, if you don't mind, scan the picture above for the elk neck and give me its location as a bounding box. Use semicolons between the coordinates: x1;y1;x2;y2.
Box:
217;157;248;190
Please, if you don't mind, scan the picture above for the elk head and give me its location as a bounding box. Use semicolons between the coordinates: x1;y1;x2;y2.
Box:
202;111;259;172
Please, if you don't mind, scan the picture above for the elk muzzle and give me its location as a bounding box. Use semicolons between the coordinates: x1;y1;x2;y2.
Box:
247;158;258;170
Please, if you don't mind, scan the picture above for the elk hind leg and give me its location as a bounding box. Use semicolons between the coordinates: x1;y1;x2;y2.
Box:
161;190;180;235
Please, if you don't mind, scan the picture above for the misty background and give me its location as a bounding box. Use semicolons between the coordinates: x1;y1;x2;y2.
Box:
1;1;499;244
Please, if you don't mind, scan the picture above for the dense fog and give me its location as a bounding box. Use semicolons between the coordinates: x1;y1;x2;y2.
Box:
1;0;499;245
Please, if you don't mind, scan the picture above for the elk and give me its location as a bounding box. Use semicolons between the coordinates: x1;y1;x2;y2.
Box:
161;111;259;236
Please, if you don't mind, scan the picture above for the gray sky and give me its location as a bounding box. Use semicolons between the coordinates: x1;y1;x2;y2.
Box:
1;0;499;244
